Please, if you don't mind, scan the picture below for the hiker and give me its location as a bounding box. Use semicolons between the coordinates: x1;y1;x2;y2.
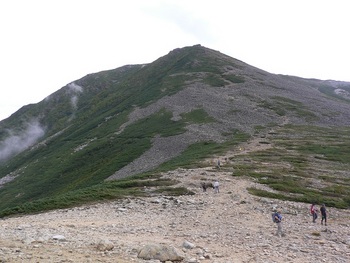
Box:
201;182;208;192
320;204;327;226
217;159;221;169
272;210;283;237
201;182;214;192
310;203;318;223
213;180;219;193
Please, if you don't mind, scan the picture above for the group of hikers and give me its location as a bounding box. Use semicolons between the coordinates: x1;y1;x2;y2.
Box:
200;179;328;238
310;203;327;225
272;203;328;237
200;180;220;193
202;159;329;238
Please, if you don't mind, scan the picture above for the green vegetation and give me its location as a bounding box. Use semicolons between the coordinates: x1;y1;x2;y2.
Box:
0;128;249;218
258;96;318;121
0;176;190;218
0;108;188;211
156;130;249;172
202;73;245;87
232;125;350;208
319;84;350;103
223;74;245;84
203;73;227;87
181;109;216;124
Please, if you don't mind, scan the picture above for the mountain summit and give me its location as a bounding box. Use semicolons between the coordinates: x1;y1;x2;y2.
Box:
0;45;349;213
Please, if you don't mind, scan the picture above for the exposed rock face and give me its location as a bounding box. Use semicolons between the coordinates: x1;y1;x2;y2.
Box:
0;166;349;262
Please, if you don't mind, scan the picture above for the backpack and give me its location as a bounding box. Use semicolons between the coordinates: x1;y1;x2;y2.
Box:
272;212;281;223
310;205;315;215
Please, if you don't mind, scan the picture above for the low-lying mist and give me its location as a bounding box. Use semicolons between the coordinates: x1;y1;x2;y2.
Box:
0;120;45;161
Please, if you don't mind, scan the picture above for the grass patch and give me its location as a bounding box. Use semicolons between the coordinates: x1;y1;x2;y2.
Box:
181;108;216;124
223;74;245;83
153;187;195;196
203;73;227;87
319;85;350;103
248;187;349;209
0;176;182;218
156;130;250;171
257;97;318;121
247;188;289;200
231;125;350;209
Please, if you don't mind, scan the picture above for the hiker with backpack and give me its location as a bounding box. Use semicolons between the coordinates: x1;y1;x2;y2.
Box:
310;203;318;223
272;210;283;237
213;180;219;193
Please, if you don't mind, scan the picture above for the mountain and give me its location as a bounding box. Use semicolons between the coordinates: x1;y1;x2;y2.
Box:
0;44;349;215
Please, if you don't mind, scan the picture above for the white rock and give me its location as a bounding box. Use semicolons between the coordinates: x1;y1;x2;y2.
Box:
52;235;66;241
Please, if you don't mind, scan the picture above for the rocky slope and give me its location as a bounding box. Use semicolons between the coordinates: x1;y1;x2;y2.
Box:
0;158;349;262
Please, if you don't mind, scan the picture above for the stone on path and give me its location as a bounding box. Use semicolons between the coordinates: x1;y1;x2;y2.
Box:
96;239;114;251
138;243;185;261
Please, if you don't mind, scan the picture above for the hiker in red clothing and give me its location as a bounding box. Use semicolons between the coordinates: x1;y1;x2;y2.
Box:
310;203;318;223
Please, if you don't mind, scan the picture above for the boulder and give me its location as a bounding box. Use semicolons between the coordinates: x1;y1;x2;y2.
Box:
96;239;114;251
138;244;184;261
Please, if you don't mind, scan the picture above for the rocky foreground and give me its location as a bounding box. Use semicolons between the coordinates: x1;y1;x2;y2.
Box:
0;166;349;263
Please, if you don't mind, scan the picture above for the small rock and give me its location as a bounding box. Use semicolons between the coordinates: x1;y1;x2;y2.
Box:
52;235;66;241
183;240;195;249
96;239;114;251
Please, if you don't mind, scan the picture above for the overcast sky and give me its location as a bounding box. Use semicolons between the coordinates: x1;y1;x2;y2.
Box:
1;0;349;121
